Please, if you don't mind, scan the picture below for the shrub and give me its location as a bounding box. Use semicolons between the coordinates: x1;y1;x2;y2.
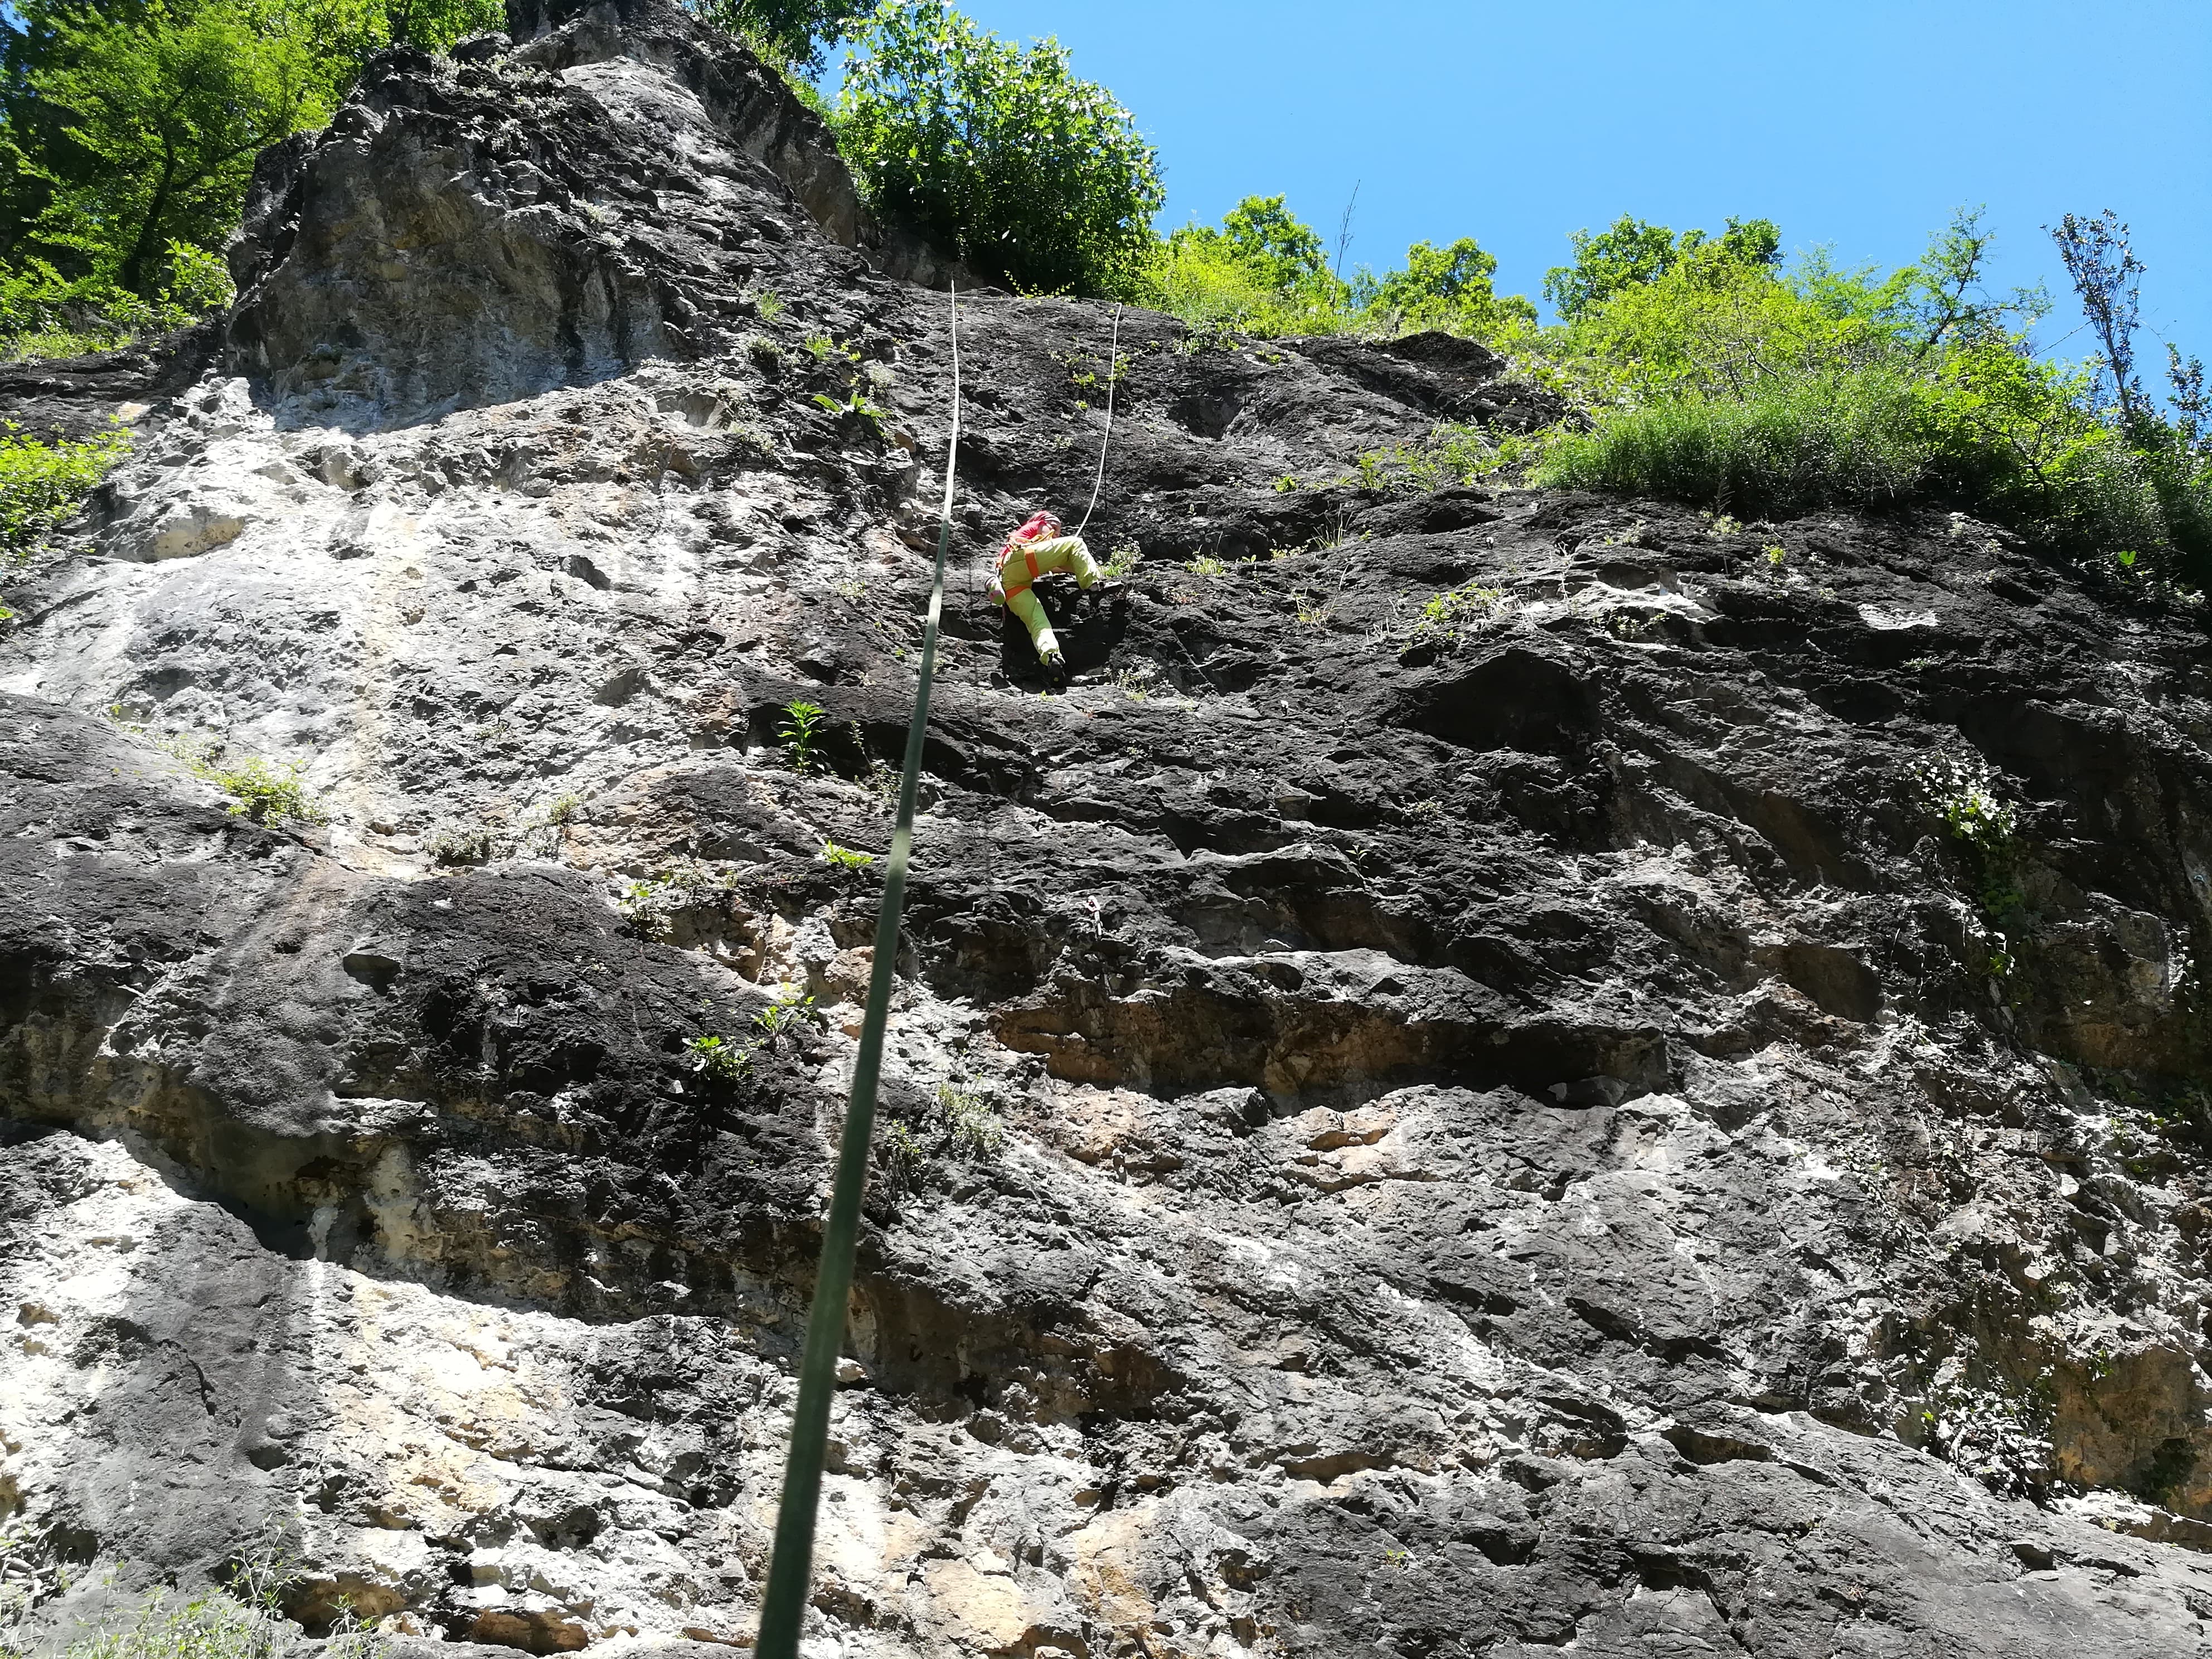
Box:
1516;208;2212;583
1139;196;1367;339
0;420;130;555
939;1080;1002;1157
165;738;324;826
1534;333;2212;574
1533;367;1933;515
1141;232;1283;336
1350;421;1548;494
1138;199;1539;347
0;246;230;361
836;2;1163;297
22;1;337;298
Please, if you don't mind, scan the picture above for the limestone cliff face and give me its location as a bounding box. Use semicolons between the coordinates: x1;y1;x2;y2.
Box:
11;5;2212;1656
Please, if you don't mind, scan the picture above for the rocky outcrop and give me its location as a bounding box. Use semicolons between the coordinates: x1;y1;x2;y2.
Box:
11;6;2212;1657
226;0;958;429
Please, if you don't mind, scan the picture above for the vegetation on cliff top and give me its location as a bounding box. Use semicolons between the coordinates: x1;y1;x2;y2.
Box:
0;0;2202;588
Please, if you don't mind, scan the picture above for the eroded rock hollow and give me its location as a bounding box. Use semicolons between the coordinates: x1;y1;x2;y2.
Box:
11;2;2212;1654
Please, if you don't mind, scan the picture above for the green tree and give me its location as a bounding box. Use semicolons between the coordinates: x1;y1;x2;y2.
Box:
29;1;335;295
691;0;873;72
835;1;1163;297
329;0;506;55
1;0;498;289
1362;236;1536;334
2050;207;2148;423
1542;215;1675;320
1209;195;1331;296
1543;213;1779;321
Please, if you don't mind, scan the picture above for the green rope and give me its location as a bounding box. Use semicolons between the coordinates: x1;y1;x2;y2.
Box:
754;282;962;1659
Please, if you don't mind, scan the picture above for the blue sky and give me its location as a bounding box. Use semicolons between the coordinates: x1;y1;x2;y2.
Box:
860;0;2211;365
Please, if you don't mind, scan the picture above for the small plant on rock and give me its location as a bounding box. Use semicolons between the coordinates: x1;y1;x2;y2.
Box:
1913;749;2026;928
222;759;320;829
754;985;821;1046
811;389;889;431
1351;421;1540;494
1185;553;1226;576
1112;663;1154;701
686;1033;753;1083
688;986;820;1083
780;699;827;770
1913;750;2017;848
520;791;584;857
940;1080;1004;1158
750;287;785;322
877;1117;929;1194
616;864;729;937
723;420;778;463
24;1519;309;1659
165;736;326;827
426;821;497;865
1103;541;1141;579
1411;583;1511;646
1;1517;72;1637
821;838;875;869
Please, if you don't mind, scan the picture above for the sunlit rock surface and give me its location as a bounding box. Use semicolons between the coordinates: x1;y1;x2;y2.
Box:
11;2;2212;1655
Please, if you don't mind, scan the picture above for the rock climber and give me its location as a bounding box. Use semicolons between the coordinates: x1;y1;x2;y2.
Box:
989;510;1116;673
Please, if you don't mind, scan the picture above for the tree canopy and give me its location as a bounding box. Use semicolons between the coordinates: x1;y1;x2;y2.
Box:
835;1;1163;297
0;0;502;299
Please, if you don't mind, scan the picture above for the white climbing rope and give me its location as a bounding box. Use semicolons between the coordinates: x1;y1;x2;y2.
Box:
1073;303;1122;541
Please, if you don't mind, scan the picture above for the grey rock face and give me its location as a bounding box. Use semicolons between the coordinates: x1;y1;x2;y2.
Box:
10;7;2212;1657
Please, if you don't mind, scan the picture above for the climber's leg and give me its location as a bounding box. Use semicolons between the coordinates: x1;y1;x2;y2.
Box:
1020;535;1099;586
1002;583;1060;661
1065;536;1102;589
